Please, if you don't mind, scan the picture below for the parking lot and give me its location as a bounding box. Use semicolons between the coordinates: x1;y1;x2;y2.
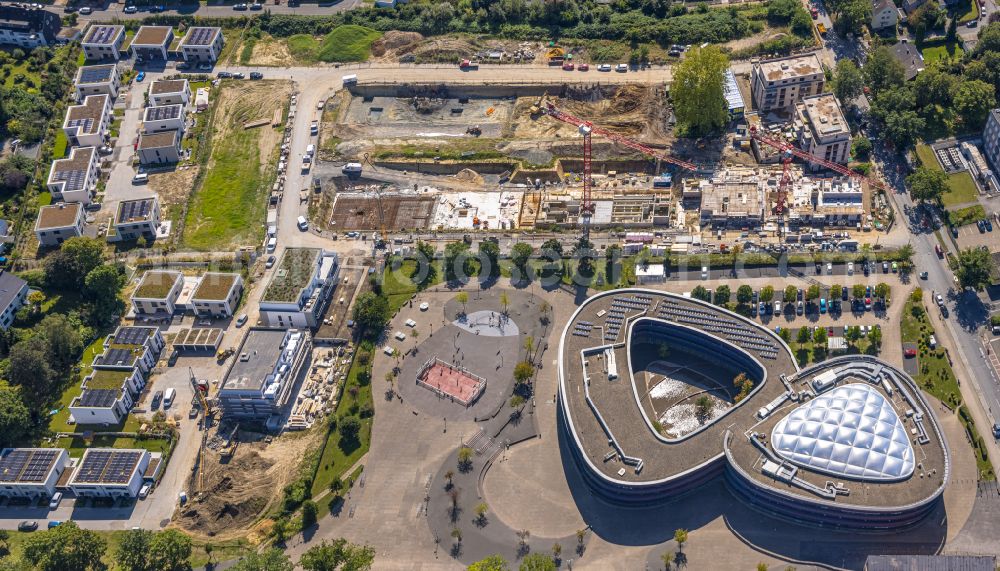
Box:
955;214;999;251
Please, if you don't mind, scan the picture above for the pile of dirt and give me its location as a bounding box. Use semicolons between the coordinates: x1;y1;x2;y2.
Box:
408;37;479;63
370;31;424;57
410;97;447;115
454;168;485;185
175;447;275;537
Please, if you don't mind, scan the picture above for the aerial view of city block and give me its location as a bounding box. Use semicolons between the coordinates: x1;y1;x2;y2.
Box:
0;0;999;569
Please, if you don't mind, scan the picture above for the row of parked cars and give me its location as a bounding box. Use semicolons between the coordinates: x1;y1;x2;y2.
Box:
750;285;883;318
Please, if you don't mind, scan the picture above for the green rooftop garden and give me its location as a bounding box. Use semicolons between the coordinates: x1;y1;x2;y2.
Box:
262;248;319;303
134;271;180;299
84;369;131;390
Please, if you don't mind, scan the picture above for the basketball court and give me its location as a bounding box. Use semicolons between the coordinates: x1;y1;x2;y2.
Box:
416;358;487;407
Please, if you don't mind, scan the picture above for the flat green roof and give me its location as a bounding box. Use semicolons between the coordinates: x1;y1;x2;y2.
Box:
134;270;181;299
262;248;319;303
85;369;131;390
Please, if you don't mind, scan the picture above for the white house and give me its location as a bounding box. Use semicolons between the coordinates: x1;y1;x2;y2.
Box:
47;146;99;204
93;325;165;374
73;64;121;101
795;93;851;168
63;94;111;148
0;448;70;499
871;0;899;29
131;270;184;315
130;26;173;61
110;197;161;243
142;105;184;134
0;6;60;48
259;248;339;328
68;367;144;425
68;448;150;498
635;263;666;284
148;79;190;107
81;24;124;61
179;27;223;62
0;271;28;331
35;202;84;247
137;130;181;165
191;273;244;318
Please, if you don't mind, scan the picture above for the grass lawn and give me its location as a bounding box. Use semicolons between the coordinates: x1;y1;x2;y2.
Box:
54;435;170;458
947;204;986;226
47;334;108;434
921;41;964;63
915;144;981;207
952;0;979;23
287;34;320;63
310;343;373;497
181;86;281;251
51;129;68;159
316;25;382;62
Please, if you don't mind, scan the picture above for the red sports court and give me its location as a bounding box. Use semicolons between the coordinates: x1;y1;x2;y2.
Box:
416;358;487;407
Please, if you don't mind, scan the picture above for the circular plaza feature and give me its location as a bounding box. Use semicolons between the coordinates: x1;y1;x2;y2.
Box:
558;289;950;529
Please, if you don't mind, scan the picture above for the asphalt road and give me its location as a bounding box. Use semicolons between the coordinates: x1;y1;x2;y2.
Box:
54;0;363;21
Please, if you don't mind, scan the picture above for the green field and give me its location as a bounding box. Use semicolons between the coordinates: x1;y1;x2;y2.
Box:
317;26;382;62
287;34;320;63
947;204;986;226
915;144;981;207
921;41;964;64
182;85;283;251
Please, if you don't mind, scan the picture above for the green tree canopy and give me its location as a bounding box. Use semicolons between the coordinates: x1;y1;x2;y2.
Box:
351;292;390;339
833;59;864;103
468;555;510;571
83;264;127;325
444;241;473;282
518;553;556;571
736;285;753;304
906;167;949;204
43;236;105;289
511;242;533;278
955;247;996;290
864;46;906;96
670;46;729;136
479;239;501;280
299;538;375;571
539;239;562;257
7;336;54;407
148;529;192;571
230;548;293;571
952;79;997;129
0;385;30;448
23;521;107;571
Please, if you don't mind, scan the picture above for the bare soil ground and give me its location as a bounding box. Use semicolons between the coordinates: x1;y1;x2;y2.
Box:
250;37;296;67
370;31;424;60
175;427;322;539
149;166;200;223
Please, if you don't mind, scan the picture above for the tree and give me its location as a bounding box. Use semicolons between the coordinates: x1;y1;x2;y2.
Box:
299;538;375;571
797;327;811;344
883;109;926;149
352;292;390;338
230;548;293;571
444;241;472;283
783;285;797;303
779;328;791;343
714;285;730;305
695;395;713;420
806;284;820;301
691;286;711;302
868;325;882;347
43;236;105;289
301;500;318;529
864;46;906;96
499;292;509;314
7;336;54;405
0;386;29;448
540;239;562;257
874;282;890;300
115;528;152;571
673;528;688;551
22;520;107;571
791;9;813;35
572;237;596;277
733;373;753;402
852;137;872;161
456;292;469;314
475;502;489;524
513;361;534;386
670;46;729;136
757;564;769;571
468;555;509;571
339;416;361;444
907;167;949;204
830;285;843;302
411;241;437;290
952;79;997;129
148;529;192;571
845;325;862;342
511;242;533;281
835;0;871;35
38;313;83;372
946;15;958;43
833;59;864;103
813;326;828;346
853;284;866;299
458;446;474;470
479;239;501;280
661;550;675;570
518;553;556;571
736;285;753;305
83;264;126;324
760;285;774;303
956;247;995;290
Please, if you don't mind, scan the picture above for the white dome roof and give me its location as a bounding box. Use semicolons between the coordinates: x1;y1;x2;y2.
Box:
771;383;915;481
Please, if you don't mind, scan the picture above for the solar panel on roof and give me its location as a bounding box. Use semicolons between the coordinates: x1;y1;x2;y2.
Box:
118;199;152;223
79;66;113;84
187;27;216;46
105;451;141;483
79;388;118;408
76;450;112;482
114;326;151;345
19;450;58;483
53;169;86;192
146;106;180;121
0;449;31;482
87;25;119;44
66;118;95;134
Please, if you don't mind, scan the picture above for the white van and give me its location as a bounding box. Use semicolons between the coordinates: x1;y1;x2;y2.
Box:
305;144;315;157
342;74;358;85
342;162;363;174
132;173;148;184
163;388;176;409
267;225;277;237
266;237;277;252
297;216;308;231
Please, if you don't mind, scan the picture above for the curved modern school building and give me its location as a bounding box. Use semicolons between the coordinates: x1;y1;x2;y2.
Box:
557;289;950;530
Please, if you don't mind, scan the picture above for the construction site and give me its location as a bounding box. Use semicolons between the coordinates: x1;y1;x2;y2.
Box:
311;75;892;246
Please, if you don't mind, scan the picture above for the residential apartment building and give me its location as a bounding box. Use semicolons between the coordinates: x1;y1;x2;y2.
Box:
0;5;60;48
179;27;223;62
142;105;184;134
81;24;124;61
0;271;28;331
148;79;190;107
871;0;898;29
795;93;850;167
110;197;160;242
92;325;165;374
73;64;120;101
68;448;150;498
131;270;183;315
69;367;144;425
137;131;181;165
47;146;99;204
130;26;173;61
259;248;339;328
983;109;1000;172
35;202;84;247
63;94;111;148
191;273;244;318
751;53;825;113
0;448;70;499
219;328;311;421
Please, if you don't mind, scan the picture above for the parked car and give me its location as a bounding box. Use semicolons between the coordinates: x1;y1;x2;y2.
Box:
265;255;276;268
597;64;612;72
233;3;248;9
236;314;248;327
935;292;945;306
132;173;148;184
197;62;213;71
249;72;263;80
63;5;76;12
615;63;628;72
217;71;232;79
151;390;163;409
148;5;166;12
562;62;574;71
139;484;152;498
847;262;854;275
135;71;146;82
986;218;994;232
79;6;92;14
48;492;62;509
904;347;917;358
123;5;138;13
250;2;264;9
920;271;929;279
882;261;889;272
17;521;37;532
232;72;245;79
774;300;782;314
578;63;589;71
47;521;61;529
978;219;987;233
819;298;827;314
